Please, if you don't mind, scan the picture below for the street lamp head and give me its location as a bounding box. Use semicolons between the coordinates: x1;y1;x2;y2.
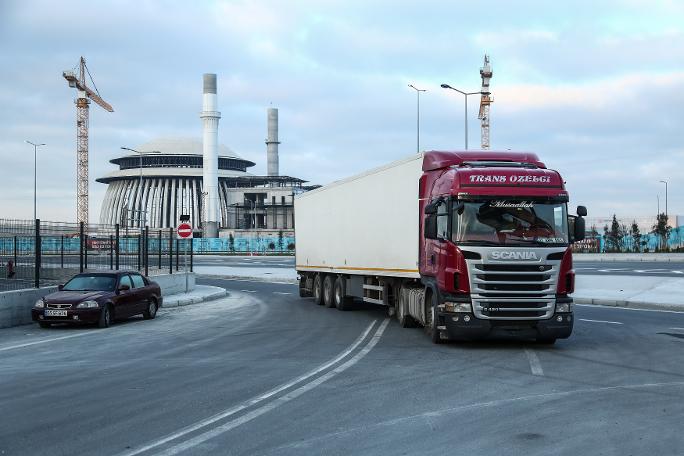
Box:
660;180;667;184
440;83;451;89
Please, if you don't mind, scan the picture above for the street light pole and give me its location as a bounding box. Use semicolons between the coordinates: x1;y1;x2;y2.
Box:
408;84;427;153
26;141;45;221
440;84;481;150
659;180;668;220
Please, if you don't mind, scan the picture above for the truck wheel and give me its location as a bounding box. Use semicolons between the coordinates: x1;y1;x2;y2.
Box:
334;276;353;311
424;292;445;344
313;274;323;305
536;337;556;345
298;276;310;298
397;294;415;328
323;275;335;308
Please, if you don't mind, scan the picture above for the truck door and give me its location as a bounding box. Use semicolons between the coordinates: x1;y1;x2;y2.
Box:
424;199;449;278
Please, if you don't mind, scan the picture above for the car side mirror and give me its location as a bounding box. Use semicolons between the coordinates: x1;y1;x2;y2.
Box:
424;215;438;239
577;205;587;217
117;284;130;294
58;284;64;291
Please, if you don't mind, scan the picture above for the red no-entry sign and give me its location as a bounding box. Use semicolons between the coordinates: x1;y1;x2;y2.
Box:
177;223;193;239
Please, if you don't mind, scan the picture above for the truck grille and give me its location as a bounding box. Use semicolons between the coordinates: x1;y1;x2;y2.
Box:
467;261;559;320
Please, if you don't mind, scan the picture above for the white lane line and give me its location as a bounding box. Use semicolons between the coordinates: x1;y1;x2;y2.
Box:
576;303;684;314
156;318;391;456
118;320;378;456
0;332;92;352
670;328;684;331
240;290;258;293
524;349;544;376
579;318;623;325
272;292;292;295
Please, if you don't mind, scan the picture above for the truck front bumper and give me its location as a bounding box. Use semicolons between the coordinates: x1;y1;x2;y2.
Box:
438;311;574;341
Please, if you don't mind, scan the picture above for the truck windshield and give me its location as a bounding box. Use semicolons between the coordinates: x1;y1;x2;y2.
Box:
451;200;568;246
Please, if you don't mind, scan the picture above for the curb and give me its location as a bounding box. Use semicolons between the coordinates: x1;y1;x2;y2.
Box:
197;274;298;284
162;288;228;308
574;297;684;312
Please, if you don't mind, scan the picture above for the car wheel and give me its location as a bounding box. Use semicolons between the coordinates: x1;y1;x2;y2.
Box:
313;274;323;305
143;299;158;320
323;275;335;308
38;322;51;329
334;276;353;311
98;304;111;328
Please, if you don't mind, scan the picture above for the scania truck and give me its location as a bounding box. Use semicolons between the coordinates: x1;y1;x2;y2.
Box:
295;151;586;344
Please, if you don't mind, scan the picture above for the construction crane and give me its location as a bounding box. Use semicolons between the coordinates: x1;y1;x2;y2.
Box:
478;54;493;149
63;57;114;225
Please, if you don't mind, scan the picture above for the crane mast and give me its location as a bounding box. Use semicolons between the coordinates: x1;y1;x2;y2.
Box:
63;57;113;224
478;55;493;150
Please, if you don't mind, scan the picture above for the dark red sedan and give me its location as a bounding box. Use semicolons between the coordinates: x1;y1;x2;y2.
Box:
32;271;163;328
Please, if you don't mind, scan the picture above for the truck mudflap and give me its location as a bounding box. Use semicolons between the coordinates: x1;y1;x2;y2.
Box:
437;310;573;341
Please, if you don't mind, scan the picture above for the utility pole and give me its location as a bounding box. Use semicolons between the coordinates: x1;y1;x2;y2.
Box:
408;84;426;153
25;141;45;221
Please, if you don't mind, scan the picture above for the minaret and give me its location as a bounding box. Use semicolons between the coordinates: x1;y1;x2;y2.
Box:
201;73;221;238
266;108;280;176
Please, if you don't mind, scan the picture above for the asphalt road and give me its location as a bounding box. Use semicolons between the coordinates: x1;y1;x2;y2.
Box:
2;277;684;455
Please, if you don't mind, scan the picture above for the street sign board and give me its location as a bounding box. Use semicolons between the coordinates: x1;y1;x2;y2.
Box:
177;223;193;239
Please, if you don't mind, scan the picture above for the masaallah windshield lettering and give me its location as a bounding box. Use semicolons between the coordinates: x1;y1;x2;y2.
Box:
468;175;552;184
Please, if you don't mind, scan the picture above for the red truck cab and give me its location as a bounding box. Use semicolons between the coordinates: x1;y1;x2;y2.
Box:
419;151;586;343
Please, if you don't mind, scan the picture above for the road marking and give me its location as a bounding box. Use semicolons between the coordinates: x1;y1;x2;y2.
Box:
670;328;684;331
524;349;544;376
272;291;291;295
156;319;391;456
0;332;93;352
579;318;623;325
597;268;628;272
118;320;380;456
239;290;258;293
576;303;684;314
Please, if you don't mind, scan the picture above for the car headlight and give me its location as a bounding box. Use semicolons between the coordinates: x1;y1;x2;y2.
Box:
555;302;573;313
76;300;99;309
443;302;472;313
34;299;44;308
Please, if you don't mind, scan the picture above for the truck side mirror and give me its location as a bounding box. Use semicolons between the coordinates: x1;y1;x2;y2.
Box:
424;215;438;239
577;205;587;217
574;216;586;242
424;202;438;215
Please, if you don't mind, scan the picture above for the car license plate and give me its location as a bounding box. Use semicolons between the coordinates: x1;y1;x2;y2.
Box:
45;309;68;317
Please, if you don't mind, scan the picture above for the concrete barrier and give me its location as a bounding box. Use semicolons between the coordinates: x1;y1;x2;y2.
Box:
151;272;196;297
0;286;58;328
574;253;684;262
0;272;196;329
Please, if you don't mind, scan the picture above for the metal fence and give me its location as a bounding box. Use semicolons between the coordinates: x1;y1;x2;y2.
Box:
0;219;192;292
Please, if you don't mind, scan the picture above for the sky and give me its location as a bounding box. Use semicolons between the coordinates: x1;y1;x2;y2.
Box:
1;0;683;225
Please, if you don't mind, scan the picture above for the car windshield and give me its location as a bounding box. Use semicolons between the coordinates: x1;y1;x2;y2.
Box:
451;200;569;246
62;275;117;291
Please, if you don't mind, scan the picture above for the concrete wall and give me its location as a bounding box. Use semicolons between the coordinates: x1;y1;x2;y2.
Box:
0;286;58;328
0;272;196;329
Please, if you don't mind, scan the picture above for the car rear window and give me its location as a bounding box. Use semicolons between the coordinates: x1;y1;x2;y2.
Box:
63;275;116;291
130;274;145;289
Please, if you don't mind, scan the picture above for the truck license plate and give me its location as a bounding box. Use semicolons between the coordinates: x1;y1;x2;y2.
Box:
45;309;68;317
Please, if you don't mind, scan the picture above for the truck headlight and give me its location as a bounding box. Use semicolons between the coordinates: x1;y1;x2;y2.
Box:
76;300;99;309
555;302;573;313
34;299;44;308
444;302;472;313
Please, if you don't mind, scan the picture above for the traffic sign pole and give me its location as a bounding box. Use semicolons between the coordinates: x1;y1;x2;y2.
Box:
176;223;193;292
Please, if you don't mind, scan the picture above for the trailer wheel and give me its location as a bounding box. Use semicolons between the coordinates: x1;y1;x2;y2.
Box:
313;274;323;305
298;276;311;298
323;275;335;308
424;291;445;344
334;276;353;311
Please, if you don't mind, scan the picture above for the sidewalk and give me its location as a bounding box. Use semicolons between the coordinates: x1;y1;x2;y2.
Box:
574;275;684;311
163;285;228;307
